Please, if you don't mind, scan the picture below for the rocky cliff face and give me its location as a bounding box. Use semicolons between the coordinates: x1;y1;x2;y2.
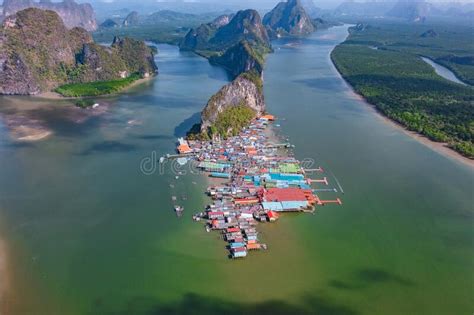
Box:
184;10;270;139
211;14;234;28
123;11;139;27
180;22;217;51
200;71;265;133
209;41;265;78
0;8;157;95
263;0;315;37
210;10;270;50
2;0;97;31
180;9;270;52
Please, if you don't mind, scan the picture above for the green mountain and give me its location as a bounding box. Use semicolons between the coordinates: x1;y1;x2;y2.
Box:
183;11;272;140
180;10;270;53
0;8;157;95
189;69;265;140
100;18;120;28
263;0;315;37
122;11;139;27
209;41;267;78
2;0;97;31
180;8;271;82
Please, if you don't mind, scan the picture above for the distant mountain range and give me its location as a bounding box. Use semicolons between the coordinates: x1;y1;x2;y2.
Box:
263;0;316;37
97;9;221;29
1;0;97;31
180;10;271;54
333;0;474;22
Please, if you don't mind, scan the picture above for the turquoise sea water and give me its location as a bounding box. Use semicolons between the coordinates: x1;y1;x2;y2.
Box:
0;26;472;315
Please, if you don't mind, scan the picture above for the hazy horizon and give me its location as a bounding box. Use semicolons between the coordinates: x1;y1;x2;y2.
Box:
2;0;474;11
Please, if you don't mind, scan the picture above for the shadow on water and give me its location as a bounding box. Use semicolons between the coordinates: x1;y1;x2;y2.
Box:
78;141;139;156
89;293;358;315
174;112;201;137
329;268;415;291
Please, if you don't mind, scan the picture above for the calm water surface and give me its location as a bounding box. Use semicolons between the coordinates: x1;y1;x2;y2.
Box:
421;56;467;85
0;26;472;315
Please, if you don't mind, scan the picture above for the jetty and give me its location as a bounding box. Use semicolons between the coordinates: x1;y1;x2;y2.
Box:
169;116;342;259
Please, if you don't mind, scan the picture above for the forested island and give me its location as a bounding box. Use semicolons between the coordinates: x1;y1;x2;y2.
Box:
183;0;324;140
331;22;474;158
0;8;157;97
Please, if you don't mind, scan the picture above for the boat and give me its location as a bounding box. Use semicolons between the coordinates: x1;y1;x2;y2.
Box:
174;206;184;217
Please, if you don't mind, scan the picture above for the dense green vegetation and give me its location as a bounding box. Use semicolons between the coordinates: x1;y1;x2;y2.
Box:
93;12;218;45
345;22;474;84
93;25;189;45
55;73;140;97
209;103;256;138
239;69;264;94
331;22;474;158
187;102;257;140
0;8;157;95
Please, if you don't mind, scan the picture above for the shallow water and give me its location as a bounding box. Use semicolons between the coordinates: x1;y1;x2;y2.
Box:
0;27;472;315
421;56;467;85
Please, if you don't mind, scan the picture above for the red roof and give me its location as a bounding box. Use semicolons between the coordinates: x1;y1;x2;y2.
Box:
264;188;313;202
232;247;246;252
267;210;279;219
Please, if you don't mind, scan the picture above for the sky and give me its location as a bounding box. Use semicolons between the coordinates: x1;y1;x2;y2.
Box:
1;0;474;11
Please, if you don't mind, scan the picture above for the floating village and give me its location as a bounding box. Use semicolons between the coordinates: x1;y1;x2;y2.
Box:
165;115;342;259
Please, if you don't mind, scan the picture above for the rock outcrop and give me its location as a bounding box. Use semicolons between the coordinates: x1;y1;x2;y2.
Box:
123;11;139;27
100;18;119;28
184;11;271;139
200;71;265;133
211;14;234;28
180;9;270;52
2;0;97;31
263;0;315;37
0;8;157;95
209;41;265;78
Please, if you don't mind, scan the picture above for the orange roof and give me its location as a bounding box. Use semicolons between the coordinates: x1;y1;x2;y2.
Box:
177;144;192;154
264;188;314;203
260;114;275;121
246;243;261;250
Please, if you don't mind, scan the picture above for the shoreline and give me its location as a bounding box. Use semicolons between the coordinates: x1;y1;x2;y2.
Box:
183;117;341;258
34;76;154;100
329;53;474;169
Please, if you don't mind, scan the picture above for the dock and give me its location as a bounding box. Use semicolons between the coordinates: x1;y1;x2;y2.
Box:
167;115;343;259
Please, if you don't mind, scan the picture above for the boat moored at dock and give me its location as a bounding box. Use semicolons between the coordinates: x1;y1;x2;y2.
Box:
168;115;342;258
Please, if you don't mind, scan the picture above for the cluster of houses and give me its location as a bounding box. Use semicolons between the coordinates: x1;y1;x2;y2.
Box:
179;115;342;258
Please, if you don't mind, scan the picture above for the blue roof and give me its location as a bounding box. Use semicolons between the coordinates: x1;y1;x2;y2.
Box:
261;202;284;211
281;201;308;210
268;173;304;181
